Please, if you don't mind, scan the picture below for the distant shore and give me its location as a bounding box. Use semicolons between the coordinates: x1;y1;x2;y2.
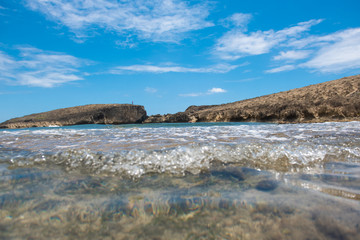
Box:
0;104;147;129
144;74;360;124
1;74;359;129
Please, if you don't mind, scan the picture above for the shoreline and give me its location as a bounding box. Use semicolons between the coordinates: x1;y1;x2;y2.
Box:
1;119;360;131
1;111;359;129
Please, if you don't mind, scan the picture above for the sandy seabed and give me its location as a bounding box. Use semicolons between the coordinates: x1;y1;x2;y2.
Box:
1;165;359;240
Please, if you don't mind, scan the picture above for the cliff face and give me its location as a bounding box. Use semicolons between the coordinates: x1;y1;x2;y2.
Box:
0;104;147;129
145;75;360;124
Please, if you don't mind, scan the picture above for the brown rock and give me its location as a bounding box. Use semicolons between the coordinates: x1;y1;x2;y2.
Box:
0;104;147;129
146;74;360;124
144;112;190;123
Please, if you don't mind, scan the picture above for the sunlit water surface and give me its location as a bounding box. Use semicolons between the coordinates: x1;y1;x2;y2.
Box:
1;122;360;239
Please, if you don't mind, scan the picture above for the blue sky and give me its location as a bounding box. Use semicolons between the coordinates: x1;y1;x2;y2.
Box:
1;0;360;122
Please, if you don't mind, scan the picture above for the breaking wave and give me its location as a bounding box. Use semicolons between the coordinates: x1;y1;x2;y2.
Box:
1;121;359;178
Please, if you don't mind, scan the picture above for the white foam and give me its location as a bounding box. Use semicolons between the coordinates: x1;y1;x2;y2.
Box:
1;121;359;178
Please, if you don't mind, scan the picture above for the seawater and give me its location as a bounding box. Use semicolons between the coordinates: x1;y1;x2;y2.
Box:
0;122;359;239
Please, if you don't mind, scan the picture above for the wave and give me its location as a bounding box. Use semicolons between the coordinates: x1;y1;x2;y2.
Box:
1;121;359;178
1;140;359;178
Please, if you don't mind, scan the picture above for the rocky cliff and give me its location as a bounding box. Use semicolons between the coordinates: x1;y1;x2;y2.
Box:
0;104;147;129
144;75;360;124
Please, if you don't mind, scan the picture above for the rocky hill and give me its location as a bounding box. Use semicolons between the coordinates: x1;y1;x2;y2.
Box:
0;104;147;129
145;75;360;124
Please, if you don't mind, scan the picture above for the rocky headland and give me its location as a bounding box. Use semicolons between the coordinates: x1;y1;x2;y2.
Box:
145;74;360;124
0;104;147;129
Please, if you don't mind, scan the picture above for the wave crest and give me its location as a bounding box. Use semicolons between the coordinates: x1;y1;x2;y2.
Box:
3;141;359;178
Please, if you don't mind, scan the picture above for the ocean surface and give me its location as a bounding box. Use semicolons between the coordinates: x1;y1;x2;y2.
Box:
1;121;360;239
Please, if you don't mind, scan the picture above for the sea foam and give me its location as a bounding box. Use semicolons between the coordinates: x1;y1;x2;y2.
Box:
1;122;359;178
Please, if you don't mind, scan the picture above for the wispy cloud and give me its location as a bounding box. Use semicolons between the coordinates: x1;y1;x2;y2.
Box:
0;47;86;87
109;63;241;74
220;13;252;31
179;93;203;97
215;19;322;60
25;0;213;43
145;87;158;93
216;12;360;74
299;28;360;73
273;50;312;61
268;28;360;73
266;64;296;73
179;87;227;97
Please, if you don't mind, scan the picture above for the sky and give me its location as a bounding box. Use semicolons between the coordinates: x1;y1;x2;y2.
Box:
0;0;360;122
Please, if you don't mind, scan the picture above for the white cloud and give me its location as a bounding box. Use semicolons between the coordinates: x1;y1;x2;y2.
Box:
25;0;213;43
287;31;342;49
208;87;226;93
0;47;86;87
221;13;252;31
215;19;322;60
273;50;312;61
0;51;15;71
266;65;295;73
179;87;227;97
217;15;360;74
145;87;158;93
300;28;360;73
110;63;241;74
115;38;137;49
179;92;203;97
266;27;360;74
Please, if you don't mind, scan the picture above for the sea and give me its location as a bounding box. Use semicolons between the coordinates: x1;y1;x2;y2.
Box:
0;121;359;239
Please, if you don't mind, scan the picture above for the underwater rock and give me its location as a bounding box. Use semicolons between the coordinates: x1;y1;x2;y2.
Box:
210;167;245;181
255;179;279;191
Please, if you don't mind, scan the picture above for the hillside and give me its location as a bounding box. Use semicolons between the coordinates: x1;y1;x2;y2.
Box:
0;104;147;129
145;75;360;123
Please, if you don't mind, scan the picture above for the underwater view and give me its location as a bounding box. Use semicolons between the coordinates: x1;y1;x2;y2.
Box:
1;121;360;239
